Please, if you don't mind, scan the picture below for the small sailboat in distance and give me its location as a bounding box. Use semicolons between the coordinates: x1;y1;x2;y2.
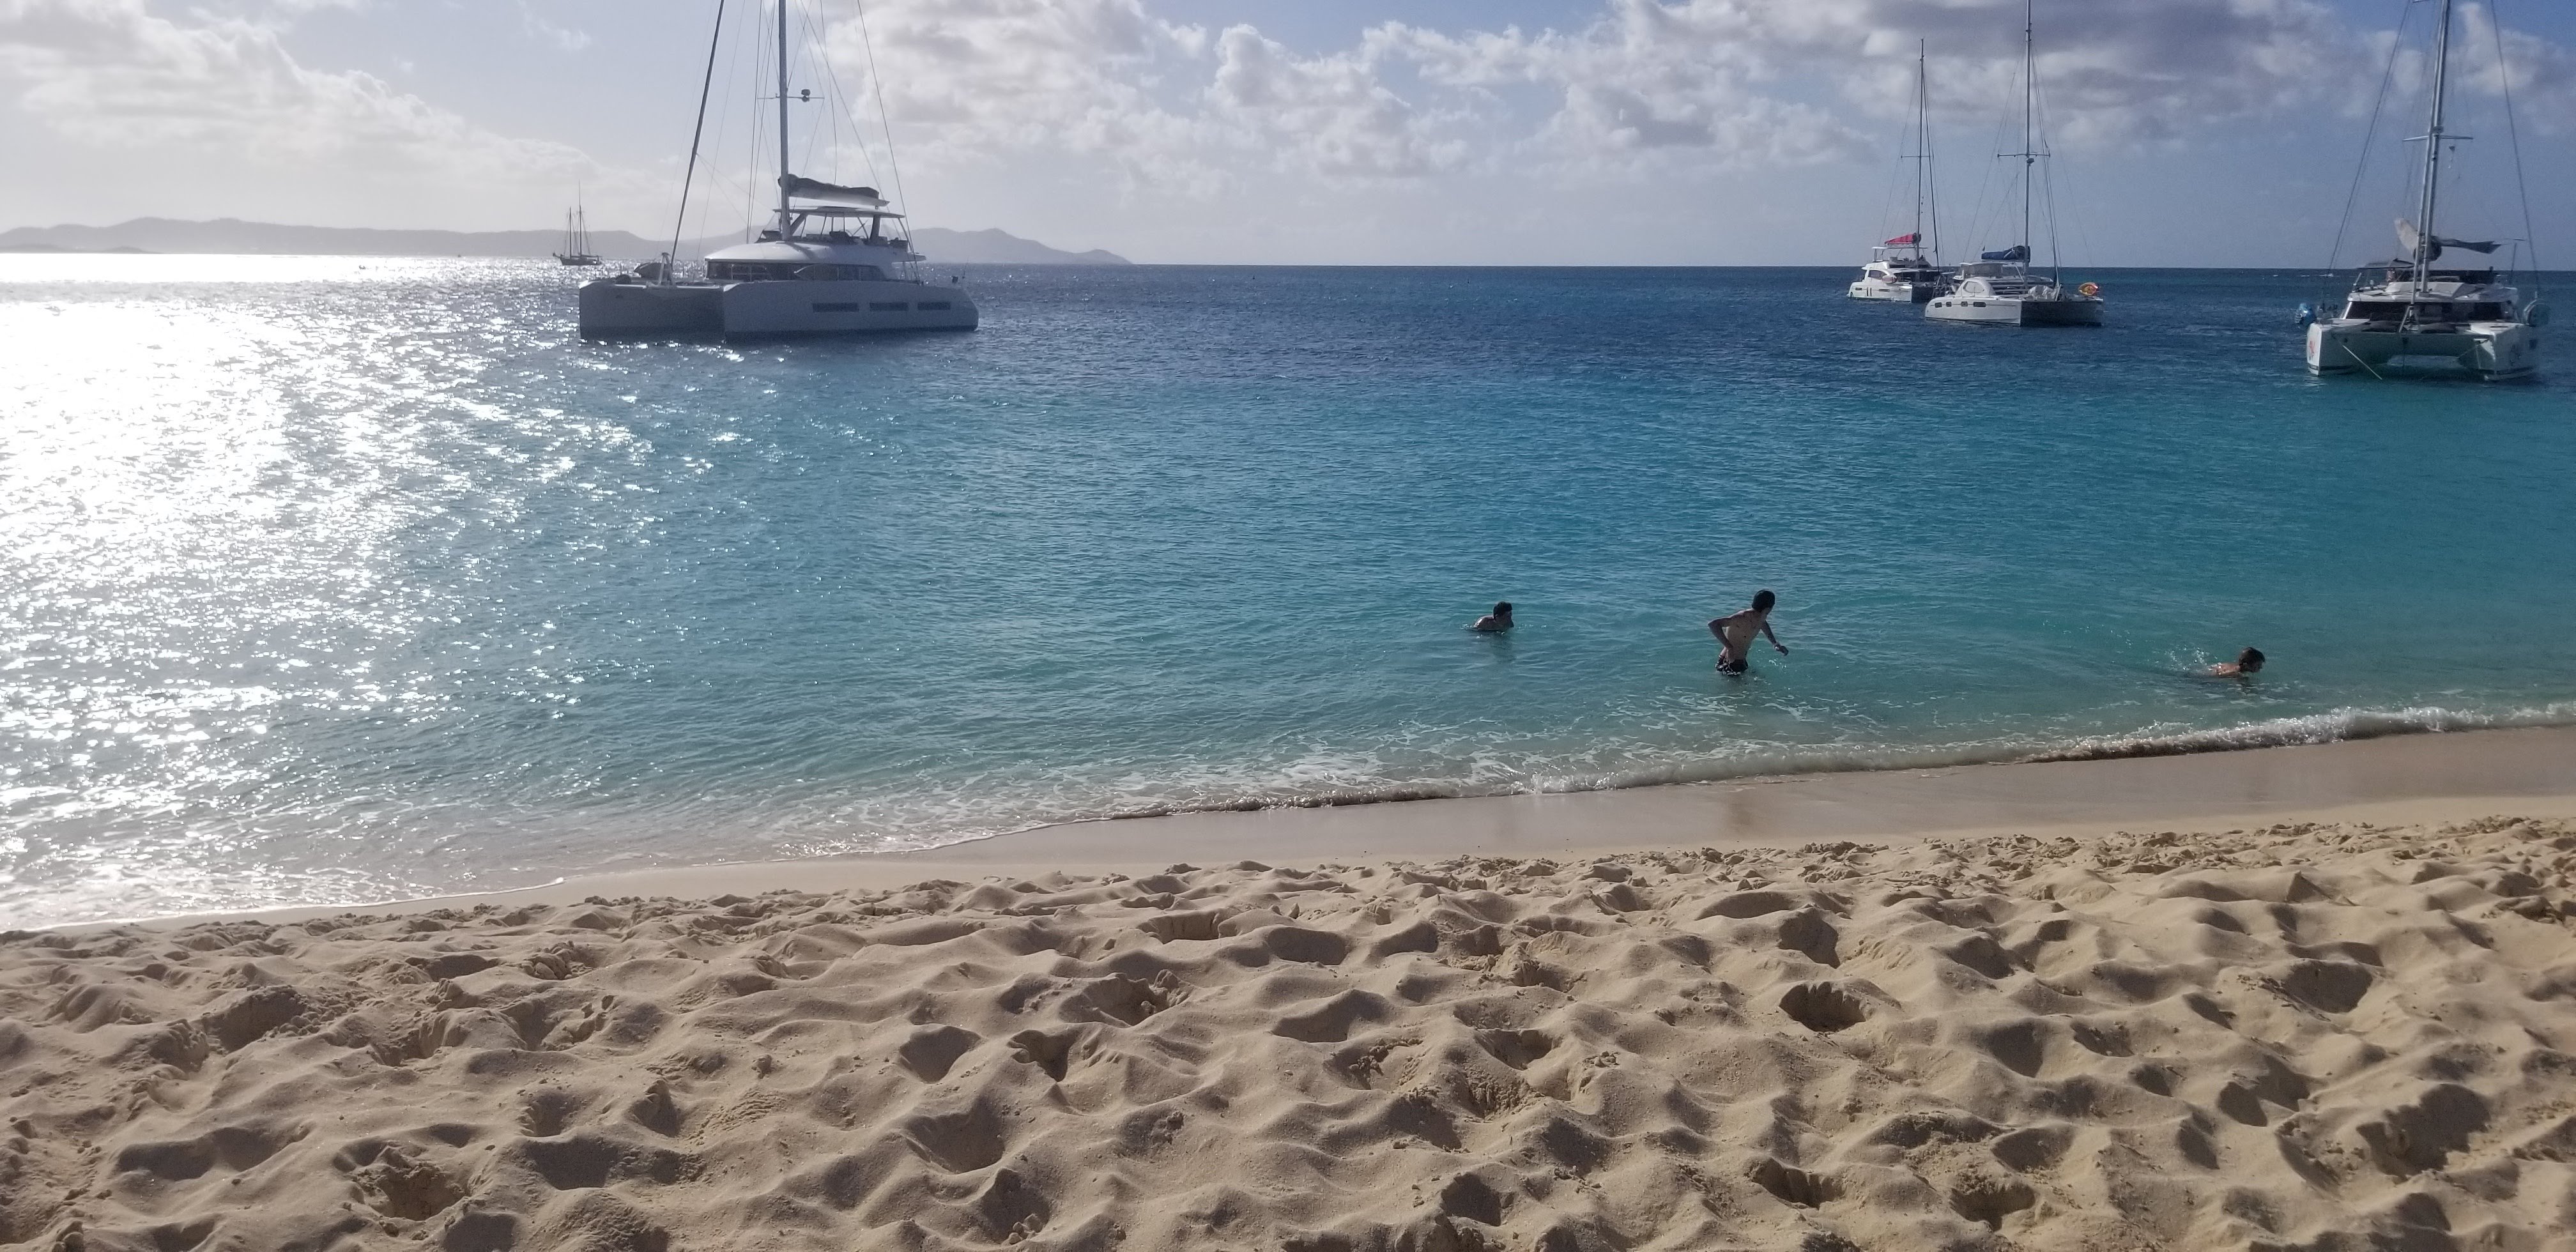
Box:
1849;43;1943;303
554;192;602;266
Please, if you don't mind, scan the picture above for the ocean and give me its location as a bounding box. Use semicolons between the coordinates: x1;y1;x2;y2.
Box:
4;255;2572;926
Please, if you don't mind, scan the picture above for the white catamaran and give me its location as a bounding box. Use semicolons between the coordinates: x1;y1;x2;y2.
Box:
579;1;977;338
2304;0;2543;379
1849;43;1944;303
1925;0;2101;328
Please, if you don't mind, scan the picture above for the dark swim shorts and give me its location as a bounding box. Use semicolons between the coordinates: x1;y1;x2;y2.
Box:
1717;655;1749;675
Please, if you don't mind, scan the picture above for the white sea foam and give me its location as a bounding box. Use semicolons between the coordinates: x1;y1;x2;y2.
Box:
1059;701;2576;823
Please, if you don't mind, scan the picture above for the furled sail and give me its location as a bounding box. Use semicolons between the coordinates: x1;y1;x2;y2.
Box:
781;175;885;207
1882;232;1920;246
2396;218;2499;263
1979;244;2028;262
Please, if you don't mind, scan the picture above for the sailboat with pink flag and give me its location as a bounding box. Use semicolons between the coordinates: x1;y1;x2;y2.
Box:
1848;43;1943;303
1849;232;1942;303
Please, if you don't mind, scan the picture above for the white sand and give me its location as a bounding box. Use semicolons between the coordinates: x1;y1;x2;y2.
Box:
7;813;2574;1251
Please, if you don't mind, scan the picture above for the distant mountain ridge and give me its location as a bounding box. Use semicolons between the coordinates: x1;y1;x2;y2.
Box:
0;218;1130;265
914;227;1127;266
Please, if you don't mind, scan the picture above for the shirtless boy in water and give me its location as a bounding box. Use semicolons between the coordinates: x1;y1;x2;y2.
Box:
2208;647;2265;678
1709;590;1789;675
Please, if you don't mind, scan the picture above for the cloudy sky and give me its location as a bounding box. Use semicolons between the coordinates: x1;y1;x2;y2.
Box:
3;0;2571;265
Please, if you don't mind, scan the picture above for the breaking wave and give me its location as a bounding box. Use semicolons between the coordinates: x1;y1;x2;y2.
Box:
1087;701;2576;823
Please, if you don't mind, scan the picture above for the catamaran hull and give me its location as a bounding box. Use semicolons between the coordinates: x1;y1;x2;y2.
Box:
721;279;977;336
1849;278;1939;303
2306;321;2537;379
1924;294;2104;326
578;281;724;335
578;277;977;339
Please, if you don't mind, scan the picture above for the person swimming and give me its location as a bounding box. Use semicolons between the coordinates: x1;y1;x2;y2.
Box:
2208;646;2266;678
1469;601;1514;633
1709;590;1788;675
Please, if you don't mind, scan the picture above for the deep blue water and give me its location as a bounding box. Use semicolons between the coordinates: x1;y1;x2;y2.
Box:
3;256;2572;924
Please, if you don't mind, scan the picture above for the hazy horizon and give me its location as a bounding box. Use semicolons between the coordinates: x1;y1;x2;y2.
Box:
4;0;2572;268
15;218;2576;273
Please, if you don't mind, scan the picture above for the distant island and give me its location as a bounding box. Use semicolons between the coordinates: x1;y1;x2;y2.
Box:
0;218;1130;266
0;241;158;255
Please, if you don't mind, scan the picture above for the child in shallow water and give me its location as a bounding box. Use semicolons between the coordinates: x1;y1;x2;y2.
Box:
2208;647;2266;677
1468;601;1514;632
1709;590;1789;675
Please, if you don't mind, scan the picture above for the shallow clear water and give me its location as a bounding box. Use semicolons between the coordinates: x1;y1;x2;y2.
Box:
4;256;2572;925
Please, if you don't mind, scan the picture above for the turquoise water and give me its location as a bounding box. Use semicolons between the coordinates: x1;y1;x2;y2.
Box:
3;256;2572;925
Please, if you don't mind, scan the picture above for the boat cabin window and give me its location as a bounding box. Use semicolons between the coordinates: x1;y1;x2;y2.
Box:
2343;300;2507;323
2377;266;2497;287
705;261;889;282
705;261;791;281
785;211;902;245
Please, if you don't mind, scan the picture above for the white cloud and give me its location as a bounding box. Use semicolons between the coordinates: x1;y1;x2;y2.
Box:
519;3;592;54
0;0;2566;260
1386;9;1874;169
1206;24;1469;178
828;0;2532;195
0;0;608;224
2462;2;2576;135
1389;0;2372;151
834;0;1198;149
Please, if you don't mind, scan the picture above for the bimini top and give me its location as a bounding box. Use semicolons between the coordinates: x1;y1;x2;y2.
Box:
704;229;917;266
783;204;906;222
782;174;884;208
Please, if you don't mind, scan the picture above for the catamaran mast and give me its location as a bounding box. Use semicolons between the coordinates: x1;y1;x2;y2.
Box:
1919;42;1943;266
776;0;794;240
1912;43;1928;256
2023;0;2039;281
2407;0;2455;325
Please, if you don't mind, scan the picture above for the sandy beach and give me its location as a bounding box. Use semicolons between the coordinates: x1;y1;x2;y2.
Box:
6;729;2576;1251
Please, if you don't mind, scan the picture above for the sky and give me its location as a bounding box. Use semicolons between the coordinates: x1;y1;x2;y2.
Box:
2;0;2572;266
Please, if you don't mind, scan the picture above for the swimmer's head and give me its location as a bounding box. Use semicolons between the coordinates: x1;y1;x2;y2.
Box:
1492;601;1513;616
2238;647;2265;673
1752;590;1777;613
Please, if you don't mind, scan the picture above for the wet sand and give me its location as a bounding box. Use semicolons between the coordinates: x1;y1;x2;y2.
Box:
144;723;2576;927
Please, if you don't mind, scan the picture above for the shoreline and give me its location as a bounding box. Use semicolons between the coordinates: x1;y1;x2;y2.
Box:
80;721;2576;931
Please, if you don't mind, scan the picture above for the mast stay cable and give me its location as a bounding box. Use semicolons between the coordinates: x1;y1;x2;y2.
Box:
854;0;910;220
2487;0;2542;302
2325;0;2414;279
666;0;729;281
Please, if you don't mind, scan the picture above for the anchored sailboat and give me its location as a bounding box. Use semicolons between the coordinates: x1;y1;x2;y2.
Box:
554;194;601;266
1925;0;2101;328
2304;0;2543;379
1849;43;1943;303
578;0;977;338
